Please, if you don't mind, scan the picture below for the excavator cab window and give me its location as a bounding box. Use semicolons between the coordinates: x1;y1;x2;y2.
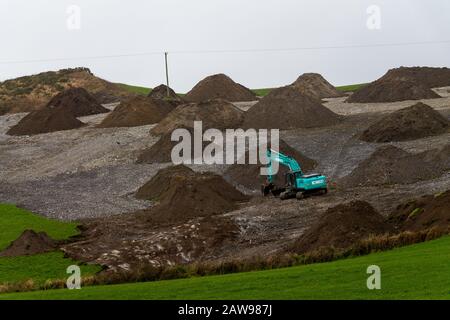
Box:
285;172;296;187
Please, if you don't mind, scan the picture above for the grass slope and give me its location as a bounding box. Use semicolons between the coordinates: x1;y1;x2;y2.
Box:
252;84;367;97
117;83;366;98
3;236;450;300
0;204;101;285
116;83;152;95
0;204;79;251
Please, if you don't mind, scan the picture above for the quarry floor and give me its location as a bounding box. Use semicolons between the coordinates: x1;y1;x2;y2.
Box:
0;93;449;269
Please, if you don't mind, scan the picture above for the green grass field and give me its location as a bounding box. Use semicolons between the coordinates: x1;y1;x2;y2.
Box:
118;83;366;98
0;204;79;251
116;83;152;95
336;83;367;92
0;204;101;285
2;236;450;300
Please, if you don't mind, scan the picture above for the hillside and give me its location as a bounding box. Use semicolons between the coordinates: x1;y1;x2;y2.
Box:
2;236;450;299
0;68;133;115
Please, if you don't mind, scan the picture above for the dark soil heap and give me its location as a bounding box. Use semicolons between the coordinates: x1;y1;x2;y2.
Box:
46;87;109;117
243;85;341;129
379;66;450;89
98;96;175;128
137;128;212;164
136;165;248;222
7;107;85;136
0;230;57;257
389;190;450;232
419;144;450;172
291;73;345;99
184;74;257;102
347;66;450;103
291;201;391;253
148;84;181;101
347;79;440;103
224;139;317;190
339;145;441;187
151;98;244;135
360;103;449;142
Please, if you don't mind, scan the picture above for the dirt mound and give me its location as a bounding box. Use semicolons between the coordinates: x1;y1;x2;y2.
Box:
339;145;442;187
291;73;345;99
419;144;450;171
98;96;175;128
148;84;181;101
379;66;450;89
361;103;449;142
184;74;257;102
7;107;85;136
0;230;57;257
46;87;109;117
243;85;341;129
0;67;133;114
151;98;244;135
291;201;391;253
347;79;440;103
135;165;248;222
389;190;450;232
224;139;317;190
137;128;212;164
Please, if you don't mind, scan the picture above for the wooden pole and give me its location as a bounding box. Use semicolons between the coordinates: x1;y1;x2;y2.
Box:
164;52;170;97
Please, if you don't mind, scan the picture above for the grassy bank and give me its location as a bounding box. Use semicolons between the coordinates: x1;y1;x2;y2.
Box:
0;204;101;286
2;236;450;300
117;83;367;98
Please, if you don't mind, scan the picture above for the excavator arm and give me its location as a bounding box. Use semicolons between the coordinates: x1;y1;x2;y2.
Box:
266;149;303;184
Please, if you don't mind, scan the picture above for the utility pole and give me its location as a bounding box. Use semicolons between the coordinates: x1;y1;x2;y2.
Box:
164;52;170;98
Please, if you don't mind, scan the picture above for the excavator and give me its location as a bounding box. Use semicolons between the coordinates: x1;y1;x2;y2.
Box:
262;149;328;200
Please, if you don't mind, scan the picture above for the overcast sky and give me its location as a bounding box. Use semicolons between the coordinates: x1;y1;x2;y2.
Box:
1;0;450;92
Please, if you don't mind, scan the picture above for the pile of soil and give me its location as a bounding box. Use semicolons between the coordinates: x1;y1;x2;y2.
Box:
379;66;450;89
224;139;317;191
7;107;85;136
46;87;109;117
243;85;341;129
137;128;212;164
184;74;257;102
291;201;391;253
339;145;441;187
0;230;57;257
148;84;181;101
151;98;244;135
291;73;345;99
348;79;440;103
347;66;450;103
98;96;175;128
135;165;248;222
360;103;449;142
388;190;450;232
419;144;450;172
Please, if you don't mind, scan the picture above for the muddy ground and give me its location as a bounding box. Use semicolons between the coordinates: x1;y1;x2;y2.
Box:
0;92;449;270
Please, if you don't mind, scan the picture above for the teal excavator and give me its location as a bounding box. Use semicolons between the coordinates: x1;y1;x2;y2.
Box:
262;149;328;200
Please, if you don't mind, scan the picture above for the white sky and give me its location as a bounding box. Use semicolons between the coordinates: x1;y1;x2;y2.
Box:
1;0;450;92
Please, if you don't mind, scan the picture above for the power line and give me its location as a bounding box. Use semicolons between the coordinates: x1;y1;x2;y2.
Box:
1;39;450;65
